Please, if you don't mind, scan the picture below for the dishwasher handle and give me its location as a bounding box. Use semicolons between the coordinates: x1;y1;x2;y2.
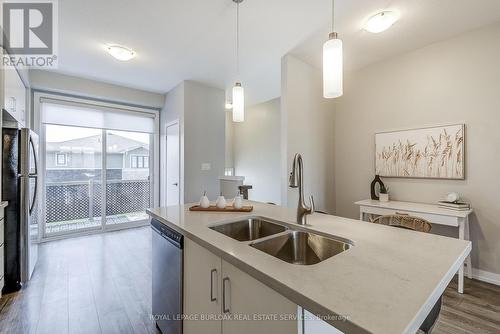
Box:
151;219;184;249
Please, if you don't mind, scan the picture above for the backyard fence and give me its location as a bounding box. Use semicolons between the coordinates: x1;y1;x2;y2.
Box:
45;179;151;223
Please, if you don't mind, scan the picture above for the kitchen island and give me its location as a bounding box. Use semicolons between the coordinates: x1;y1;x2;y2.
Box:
147;201;470;334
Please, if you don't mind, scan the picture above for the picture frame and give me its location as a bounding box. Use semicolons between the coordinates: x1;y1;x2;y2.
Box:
375;124;465;179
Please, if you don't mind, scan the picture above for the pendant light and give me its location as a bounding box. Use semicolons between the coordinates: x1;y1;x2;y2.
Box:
323;0;343;99
232;0;245;122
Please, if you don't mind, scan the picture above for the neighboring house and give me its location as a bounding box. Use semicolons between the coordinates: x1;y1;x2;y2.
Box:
46;133;150;182
46;133;149;169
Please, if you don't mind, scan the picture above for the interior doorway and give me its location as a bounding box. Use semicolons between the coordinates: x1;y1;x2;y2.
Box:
165;122;180;206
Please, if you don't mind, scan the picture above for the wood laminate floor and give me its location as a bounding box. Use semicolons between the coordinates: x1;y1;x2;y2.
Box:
0;226;499;334
0;227;156;334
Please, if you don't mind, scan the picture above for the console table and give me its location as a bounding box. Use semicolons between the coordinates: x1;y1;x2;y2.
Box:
355;199;472;294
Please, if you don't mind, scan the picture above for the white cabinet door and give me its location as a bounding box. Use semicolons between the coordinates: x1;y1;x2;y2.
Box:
221;260;298;334
0;218;3;294
301;308;343;334
0;218;4;245
0;244;4;289
183;239;222;334
4;67;26;126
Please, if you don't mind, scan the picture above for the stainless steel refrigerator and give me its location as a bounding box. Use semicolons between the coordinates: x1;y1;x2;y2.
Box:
2;126;39;293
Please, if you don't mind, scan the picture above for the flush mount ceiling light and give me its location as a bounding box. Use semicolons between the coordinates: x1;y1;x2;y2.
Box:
364;11;399;33
106;45;136;61
232;0;244;122
323;0;343;99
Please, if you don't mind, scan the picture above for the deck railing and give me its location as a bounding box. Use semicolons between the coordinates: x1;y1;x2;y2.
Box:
45;179;151;223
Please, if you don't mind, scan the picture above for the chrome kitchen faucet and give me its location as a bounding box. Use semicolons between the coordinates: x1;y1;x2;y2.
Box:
289;153;315;225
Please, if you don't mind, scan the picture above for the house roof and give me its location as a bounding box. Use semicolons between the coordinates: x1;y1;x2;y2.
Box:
47;133;148;154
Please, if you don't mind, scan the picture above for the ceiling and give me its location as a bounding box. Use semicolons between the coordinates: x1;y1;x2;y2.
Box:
49;0;500;105
291;0;500;74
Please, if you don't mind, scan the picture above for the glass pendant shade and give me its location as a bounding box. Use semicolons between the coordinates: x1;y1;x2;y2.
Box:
323;34;343;98
232;83;244;122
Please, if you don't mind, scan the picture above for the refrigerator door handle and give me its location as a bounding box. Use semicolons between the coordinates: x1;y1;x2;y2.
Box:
30;135;39;175
28;174;38;214
28;134;39;215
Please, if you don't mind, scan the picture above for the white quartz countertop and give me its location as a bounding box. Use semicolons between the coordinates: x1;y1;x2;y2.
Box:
147;201;471;334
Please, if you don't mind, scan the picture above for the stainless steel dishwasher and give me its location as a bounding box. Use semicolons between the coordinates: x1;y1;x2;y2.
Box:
151;219;183;334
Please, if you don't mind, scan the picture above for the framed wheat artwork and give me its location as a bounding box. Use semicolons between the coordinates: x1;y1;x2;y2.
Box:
375;124;465;179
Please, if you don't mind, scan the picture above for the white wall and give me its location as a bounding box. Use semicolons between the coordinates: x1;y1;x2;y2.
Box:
225;110;234;169
183;81;225;203
160;81;226;204
29;70;165;108
281;55;336;214
232;98;281;204
335;22;500;276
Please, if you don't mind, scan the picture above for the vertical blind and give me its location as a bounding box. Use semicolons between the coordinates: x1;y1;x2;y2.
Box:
40;97;156;133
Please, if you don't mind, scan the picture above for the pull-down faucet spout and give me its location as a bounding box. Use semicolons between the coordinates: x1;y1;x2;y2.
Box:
289;153;315;225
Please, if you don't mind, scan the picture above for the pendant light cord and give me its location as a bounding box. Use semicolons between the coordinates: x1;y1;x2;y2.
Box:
331;0;335;32
236;2;240;77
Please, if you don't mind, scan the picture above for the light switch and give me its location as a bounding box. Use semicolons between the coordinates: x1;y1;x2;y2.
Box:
201;163;211;171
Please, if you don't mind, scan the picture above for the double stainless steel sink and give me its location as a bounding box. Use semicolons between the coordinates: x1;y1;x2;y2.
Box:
209;217;352;265
209;218;287;242
251;230;351;265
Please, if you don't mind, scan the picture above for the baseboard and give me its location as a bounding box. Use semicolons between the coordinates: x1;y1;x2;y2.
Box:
472;268;500;286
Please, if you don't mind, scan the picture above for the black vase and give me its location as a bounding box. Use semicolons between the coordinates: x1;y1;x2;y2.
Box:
370;175;386;200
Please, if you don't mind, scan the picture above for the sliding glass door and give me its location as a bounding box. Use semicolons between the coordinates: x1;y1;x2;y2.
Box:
44;124;103;234
105;130;152;227
39;97;157;238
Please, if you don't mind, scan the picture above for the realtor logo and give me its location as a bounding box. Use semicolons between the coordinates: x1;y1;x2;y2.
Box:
1;0;58;68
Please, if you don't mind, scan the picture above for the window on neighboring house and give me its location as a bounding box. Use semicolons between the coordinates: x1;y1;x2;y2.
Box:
224;168;234;176
56;153;67;166
130;155;149;168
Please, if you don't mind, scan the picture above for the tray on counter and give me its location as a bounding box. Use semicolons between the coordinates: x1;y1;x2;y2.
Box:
189;205;253;213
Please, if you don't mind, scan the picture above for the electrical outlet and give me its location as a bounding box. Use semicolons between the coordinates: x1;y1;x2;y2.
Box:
201;163;211;171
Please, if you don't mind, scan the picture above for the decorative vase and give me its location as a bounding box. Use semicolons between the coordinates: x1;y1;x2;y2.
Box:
216;195;227;209
370;175;386;200
199;191;210;208
233;194;243;209
446;192;460;203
